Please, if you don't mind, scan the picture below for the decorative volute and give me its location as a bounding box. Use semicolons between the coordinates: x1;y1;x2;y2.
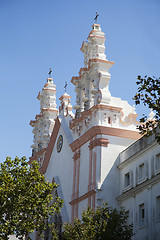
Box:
71;23;115;118
30;75;58;157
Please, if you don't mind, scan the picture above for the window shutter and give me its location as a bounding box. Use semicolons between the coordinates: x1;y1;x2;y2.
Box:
130;170;133;188
136;167;138;186
151;156;155;177
145;161;148;179
145;201;148;227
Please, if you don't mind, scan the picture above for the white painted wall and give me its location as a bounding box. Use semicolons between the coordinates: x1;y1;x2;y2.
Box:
79;142;90;197
45;124;73;222
118;135;160;240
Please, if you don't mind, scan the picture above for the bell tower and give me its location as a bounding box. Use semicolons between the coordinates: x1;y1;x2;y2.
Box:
29;71;58;166
69;23;140;221
71;23;114;118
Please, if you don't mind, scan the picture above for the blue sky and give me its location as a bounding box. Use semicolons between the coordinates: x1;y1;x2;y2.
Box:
0;0;160;163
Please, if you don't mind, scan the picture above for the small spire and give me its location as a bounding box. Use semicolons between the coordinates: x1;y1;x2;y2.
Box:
94;12;99;23
59;90;72;116
64;82;68;93
48;68;52;78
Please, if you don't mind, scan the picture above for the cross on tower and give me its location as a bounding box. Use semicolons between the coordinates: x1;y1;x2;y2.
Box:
94;12;99;23
48;68;52;78
64;82;68;92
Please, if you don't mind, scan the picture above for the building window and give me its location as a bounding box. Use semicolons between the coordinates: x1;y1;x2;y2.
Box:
125;172;130;188
156;196;160;221
156;154;160;172
124;171;133;192
139;203;145;228
108;117;111;124
139;163;145;180
137;162;148;185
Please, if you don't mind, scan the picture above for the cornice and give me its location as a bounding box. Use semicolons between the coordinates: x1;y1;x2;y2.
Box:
89;138;109;150
70;125;140;152
91;104;122;112
43;88;56;92
29;120;36;126
29;148;47;164
118;139;157;170
41;108;58;113
73;150;81;160
69;104;122;129
59;94;71;101
29;108;58;126
117;174;160;202
69;189;96;205
89;35;105;39
71;58;115;86
43;81;53;88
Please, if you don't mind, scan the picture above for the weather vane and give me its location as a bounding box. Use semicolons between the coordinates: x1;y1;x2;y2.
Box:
48;68;52;78
94;12;99;23
64;82;68;92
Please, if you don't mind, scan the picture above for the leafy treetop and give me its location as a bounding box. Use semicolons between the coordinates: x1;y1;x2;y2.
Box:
63;203;133;240
134;75;160;142
0;156;63;240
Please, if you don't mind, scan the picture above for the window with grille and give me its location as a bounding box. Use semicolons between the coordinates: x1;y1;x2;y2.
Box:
139;203;145;228
139;163;145;180
125;172;130;188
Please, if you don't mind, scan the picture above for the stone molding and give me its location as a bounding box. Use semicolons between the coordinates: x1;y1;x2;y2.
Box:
69;104;122;129
71;58;114;85
29;148;47;164
70;125;140;152
117;174;160;202
73;150;81;161
88;138;109;150
69;189;96;205
39;117;61;174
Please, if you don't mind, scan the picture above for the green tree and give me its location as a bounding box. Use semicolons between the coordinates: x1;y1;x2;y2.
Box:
134;75;160;142
63;203;133;240
0;156;63;240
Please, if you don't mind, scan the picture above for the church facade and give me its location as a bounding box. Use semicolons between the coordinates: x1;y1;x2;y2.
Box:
29;23;160;240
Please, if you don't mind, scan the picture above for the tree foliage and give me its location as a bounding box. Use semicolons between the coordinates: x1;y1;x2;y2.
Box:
63;203;133;240
0;156;63;240
134;75;160;142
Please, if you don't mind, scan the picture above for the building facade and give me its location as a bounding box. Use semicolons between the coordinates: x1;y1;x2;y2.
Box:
29;23;160;240
118;134;160;240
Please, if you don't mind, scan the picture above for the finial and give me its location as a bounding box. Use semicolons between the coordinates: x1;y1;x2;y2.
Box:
94;12;99;23
48;68;52;78
64;82;68;93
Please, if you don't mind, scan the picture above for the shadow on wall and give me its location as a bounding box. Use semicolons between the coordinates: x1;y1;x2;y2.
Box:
97;154;120;208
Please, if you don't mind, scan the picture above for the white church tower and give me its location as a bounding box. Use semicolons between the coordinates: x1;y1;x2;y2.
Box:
29;72;58;167
68;23;140;221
